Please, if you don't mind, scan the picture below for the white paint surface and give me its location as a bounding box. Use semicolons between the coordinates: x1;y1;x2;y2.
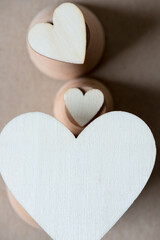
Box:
0;112;156;240
28;3;86;64
64;88;104;126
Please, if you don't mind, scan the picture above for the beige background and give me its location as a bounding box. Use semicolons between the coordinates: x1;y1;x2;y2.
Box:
0;0;160;239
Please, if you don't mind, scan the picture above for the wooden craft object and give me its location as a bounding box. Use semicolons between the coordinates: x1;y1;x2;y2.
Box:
28;3;86;64
27;2;105;80
0;112;156;240
54;78;113;136
64;88;104;127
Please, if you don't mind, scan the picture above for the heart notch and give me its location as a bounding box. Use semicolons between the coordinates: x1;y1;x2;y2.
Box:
27;2;105;80
54;78;113;136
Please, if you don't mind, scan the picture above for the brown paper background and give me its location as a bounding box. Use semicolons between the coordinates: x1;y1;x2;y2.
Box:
0;0;160;239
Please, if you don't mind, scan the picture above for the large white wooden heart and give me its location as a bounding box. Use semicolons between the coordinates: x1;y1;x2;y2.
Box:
28;3;86;64
0;112;156;240
64;88;104;126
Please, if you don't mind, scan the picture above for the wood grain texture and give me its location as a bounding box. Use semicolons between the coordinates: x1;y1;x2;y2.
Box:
54;78;113;136
28;3;86;64
0;111;156;240
64;88;104;127
27;3;105;80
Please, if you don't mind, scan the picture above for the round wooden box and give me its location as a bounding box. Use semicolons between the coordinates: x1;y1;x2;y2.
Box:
54;78;113;136
27;3;105;80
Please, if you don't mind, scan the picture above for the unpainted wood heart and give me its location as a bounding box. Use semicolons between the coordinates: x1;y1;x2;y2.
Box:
0;112;156;240
64;88;104;127
28;3;86;64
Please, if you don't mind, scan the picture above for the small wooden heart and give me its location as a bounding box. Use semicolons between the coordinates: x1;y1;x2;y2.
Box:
64;88;104;127
28;3;86;64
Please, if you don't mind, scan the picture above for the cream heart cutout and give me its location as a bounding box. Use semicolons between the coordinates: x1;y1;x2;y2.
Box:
28;3;86;64
64;88;104;127
0;112;156;240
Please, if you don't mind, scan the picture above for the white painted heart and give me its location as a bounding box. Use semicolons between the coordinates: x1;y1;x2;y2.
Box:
64;88;104;127
28;3;86;64
0;112;156;240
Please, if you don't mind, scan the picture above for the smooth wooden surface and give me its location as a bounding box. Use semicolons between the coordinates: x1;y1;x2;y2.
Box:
27;3;105;80
54;78;113;136
28;3;86;64
0;112;156;240
7;189;40;229
64;88;104;127
0;0;160;240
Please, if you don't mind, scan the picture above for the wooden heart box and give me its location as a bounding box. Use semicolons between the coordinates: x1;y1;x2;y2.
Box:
27;2;105;80
0;78;156;240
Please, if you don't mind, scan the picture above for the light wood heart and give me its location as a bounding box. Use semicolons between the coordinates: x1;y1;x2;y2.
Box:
64;88;104;127
28;3;86;64
0;112;156;240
